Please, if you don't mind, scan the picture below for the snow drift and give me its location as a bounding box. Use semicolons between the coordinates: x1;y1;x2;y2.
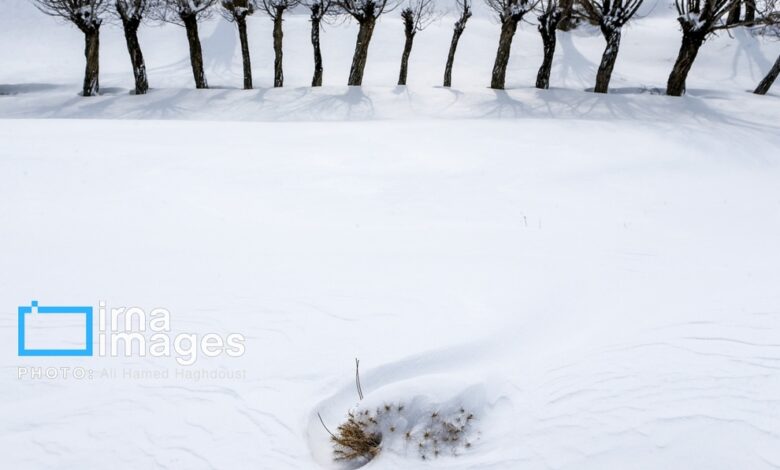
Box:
1;0;780;469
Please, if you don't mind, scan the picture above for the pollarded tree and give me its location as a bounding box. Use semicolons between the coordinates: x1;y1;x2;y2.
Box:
485;0;537;90
336;0;400;86
726;0;761;22
259;0;301;87
156;0;216;89
726;0;743;23
443;0;472;87
220;0;256;90
746;0;758;19
34;0;108;96
754;52;780;93
755;54;780;93
557;0;577;29
577;0;644;93
535;0;562;89
114;0;153;95
397;0;436;85
305;0;336;86
666;0;779;95
753;3;780;94
666;0;735;95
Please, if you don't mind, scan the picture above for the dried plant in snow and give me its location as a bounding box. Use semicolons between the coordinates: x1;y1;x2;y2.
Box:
320;360;478;465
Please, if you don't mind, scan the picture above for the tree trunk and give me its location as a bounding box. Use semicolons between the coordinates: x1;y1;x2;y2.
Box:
398;31;415;86
727;0;741;25
443;24;466;87
490;19;518;90
745;0;756;22
183;15;208;89
593;28;621;94
666;32;705;96
348;17;376;86
754;54;780;95
273;9;284;87
82;27;100;97
536;21;557;89
121;19;148;95
237;16;252;89
558;0;575;31
311;16;323;86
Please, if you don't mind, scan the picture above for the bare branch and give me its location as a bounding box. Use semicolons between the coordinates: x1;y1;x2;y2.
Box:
113;0;156;22
317;412;337;438
153;0;217;24
33;0;108;31
220;0;256;22
258;0;301;19
335;0;400;21
304;0;338;21
484;0;539;22
401;0;437;33
574;0;645;30
355;358;364;401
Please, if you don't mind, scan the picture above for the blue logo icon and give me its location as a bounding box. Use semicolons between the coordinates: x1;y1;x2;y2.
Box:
18;301;93;356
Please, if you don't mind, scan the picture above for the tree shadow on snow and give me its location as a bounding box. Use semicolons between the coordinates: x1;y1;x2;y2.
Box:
267;86;376;121
557;33;598;87
0;83;65;95
41;88;192;120
729;27;772;82
476;86;779;134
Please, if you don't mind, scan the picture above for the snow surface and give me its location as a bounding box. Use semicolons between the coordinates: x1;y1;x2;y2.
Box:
2;0;780;469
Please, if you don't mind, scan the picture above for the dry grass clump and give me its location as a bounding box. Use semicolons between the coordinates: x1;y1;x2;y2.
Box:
320;360;478;466
327;402;477;463
413;406;475;460
331;411;382;463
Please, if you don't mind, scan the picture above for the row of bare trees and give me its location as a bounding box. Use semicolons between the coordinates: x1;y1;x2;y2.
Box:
486;0;779;95
33;0;780;99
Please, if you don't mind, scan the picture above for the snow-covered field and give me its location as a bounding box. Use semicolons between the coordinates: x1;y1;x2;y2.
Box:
2;0;780;468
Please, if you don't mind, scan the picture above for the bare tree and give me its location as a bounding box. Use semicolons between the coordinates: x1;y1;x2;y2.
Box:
754;3;780;94
746;0;758;19
557;0;577;29
305;0;336;86
755;54;780;93
114;0;153;95
221;0;256;89
397;0;435;85
336;0;399;86
485;0;537;90
535;0;562;89
443;0;472;87
155;0;216;89
666;0;734;96
667;0;734;96
726;0;742;23
726;0;764;22
666;0;778;95
259;0;300;87
33;0;108;96
577;0;643;93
